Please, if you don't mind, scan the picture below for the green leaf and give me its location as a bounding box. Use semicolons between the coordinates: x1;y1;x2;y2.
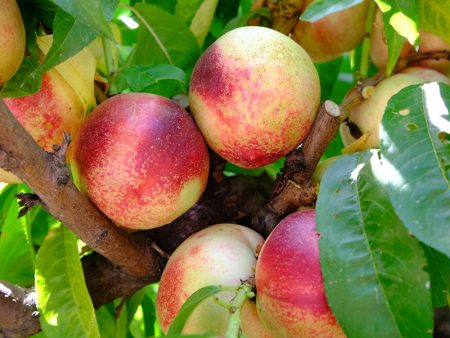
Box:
222;7;270;35
48;0;113;39
1;57;43;98
419;0;450;45
175;0;204;25
317;151;433;337
168;285;223;335
374;0;419;46
96;306;116;338
114;64;186;93
0;185;20;229
131;3;200;75
36;227;100;338
379;83;450;259
40;10;98;72
301;0;366;22
189;0;219;47
0;186;35;287
383;24;407;76
423;245;450;307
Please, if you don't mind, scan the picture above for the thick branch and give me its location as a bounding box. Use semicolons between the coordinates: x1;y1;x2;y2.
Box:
0;282;39;338
0;172;273;337
252;100;341;235
0;99;165;278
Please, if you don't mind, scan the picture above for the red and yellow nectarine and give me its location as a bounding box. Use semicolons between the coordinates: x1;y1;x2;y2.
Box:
292;0;369;63
0;0;25;85
0;70;85;183
156;223;264;335
74;93;209;230
189;26;320;168
255;210;345;337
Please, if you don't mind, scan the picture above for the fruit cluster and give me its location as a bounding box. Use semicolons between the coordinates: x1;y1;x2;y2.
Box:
1;0;449;336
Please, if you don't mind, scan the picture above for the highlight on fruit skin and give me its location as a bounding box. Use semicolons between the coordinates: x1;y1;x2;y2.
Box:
255;209;345;338
74;93;210;230
370;10;450;76
155;223;264;335
189;26;320;169
0;0;25;85
292;0;370;63
340;67;450;151
0;70;85;184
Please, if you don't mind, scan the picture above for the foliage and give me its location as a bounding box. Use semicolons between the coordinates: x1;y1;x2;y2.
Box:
0;0;449;337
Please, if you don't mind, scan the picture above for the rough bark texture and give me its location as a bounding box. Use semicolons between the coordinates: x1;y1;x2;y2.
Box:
0;99;165;278
252;100;341;235
0;282;39;338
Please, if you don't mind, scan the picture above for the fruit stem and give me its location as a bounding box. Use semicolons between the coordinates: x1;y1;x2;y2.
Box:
358;0;377;80
224;282;254;338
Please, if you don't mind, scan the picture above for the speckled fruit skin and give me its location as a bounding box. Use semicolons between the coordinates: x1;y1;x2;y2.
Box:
0;70;84;183
189;26;320;169
240;300;273;338
340;67;450;150
370;10;450;75
156;224;264;335
292;0;369;63
0;0;25;85
74;93;209;230
255;210;345;338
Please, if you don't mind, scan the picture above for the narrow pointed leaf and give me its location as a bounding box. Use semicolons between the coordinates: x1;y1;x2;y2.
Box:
168;285;223;335
36;227;100;338
317;151;432;337
0;186;35;287
48;0;113;39
301;0;365;22
380;83;450;259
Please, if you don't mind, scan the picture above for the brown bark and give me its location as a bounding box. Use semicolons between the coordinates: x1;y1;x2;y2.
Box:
0;99;166;278
0;282;39;338
265;0;304;34
252;100;341;235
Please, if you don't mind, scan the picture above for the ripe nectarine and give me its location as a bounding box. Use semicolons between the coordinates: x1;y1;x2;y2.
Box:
156;224;264;335
255;210;345;337
0;0;25;85
74;93;209;230
292;0;369;63
189;26;320;168
340;67;449;150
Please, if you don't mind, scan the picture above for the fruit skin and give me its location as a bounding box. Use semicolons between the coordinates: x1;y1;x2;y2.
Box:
189;26;320;169
292;0;369;63
255;210;345;338
74;93;209;230
340;67;450;150
156;224;264;335
0;0;25;85
370;10;450;75
240;300;273;338
0;70;85;183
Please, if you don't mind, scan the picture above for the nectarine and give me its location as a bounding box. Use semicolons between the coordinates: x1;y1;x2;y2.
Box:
340;67;449;150
255;210;345;337
156;224;264;335
74;93;209;230
0;0;25;85
1;70;85;183
292;0;369;63
189;26;320;168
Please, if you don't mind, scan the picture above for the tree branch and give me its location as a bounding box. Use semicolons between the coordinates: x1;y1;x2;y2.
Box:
252;100;341;235
0;99;166;278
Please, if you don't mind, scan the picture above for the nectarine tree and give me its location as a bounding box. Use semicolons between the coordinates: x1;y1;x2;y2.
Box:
0;1;449;338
